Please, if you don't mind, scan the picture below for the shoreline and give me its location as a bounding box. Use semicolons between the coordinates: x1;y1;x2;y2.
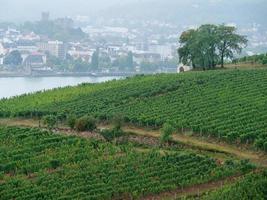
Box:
0;72;139;78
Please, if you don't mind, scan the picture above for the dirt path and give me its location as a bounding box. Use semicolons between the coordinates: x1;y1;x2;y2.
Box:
99;124;267;168
1;118;267;167
140;170;262;200
1;118;267;199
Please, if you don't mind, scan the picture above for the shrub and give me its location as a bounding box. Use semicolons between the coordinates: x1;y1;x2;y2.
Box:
100;128;125;142
262;57;267;65
67;114;76;130
75;116;96;132
50;159;61;169
42;115;57;130
112;114;124;131
160;122;176;143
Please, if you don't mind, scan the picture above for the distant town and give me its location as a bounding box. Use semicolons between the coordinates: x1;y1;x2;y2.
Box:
0;12;266;77
0;12;180;77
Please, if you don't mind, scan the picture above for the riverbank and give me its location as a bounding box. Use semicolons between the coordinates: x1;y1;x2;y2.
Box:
0;71;150;78
0;76;123;99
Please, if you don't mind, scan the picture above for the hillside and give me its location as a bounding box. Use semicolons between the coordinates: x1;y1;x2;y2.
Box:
0;126;247;199
1;69;267;151
202;171;267;200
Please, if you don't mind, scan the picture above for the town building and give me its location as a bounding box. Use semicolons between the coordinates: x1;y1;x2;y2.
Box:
24;52;48;74
38;41;67;59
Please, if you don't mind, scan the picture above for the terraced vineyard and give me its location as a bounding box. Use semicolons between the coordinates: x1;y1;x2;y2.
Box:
1;69;267;150
0;126;244;200
202;171;267;200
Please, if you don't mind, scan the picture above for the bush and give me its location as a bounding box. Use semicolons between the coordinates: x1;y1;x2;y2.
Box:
75;116;96;132
160;122;176;143
42;115;57;130
262;57;267;65
50;159;61;169
100;128;125;142
112;114;124;131
67;114;76;130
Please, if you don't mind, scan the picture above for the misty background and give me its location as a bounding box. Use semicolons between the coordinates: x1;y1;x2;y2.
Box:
0;0;267;26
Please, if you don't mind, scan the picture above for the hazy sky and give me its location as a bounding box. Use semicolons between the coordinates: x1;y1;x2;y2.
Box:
0;0;265;24
0;0;140;22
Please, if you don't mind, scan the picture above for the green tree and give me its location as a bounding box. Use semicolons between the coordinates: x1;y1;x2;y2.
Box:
178;24;247;69
160;122;175;143
73;58;90;72
91;49;99;70
216;25;247;68
126;51;134;70
178;29;198;68
4;50;23;66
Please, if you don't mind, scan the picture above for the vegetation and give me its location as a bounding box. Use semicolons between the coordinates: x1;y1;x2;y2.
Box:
112;51;134;71
21;19;86;42
42;115;57;131
99;128;125;142
0;126;247;200
232;53;267;66
202;171;267;200
178;24;247;69
160;122;175;143
1;69;266;151
67;114;76;130
3;50;23;67
74;115;97;132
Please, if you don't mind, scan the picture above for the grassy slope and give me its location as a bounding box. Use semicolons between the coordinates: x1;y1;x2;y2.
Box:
1;69;267;150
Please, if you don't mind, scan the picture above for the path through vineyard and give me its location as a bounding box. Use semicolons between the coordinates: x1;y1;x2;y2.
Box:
2;118;266;166
1;118;267;199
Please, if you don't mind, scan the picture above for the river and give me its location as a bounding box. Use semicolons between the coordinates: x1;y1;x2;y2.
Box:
0;76;122;99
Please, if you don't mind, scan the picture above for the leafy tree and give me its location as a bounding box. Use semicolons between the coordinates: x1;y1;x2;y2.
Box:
42;115;57;130
178;29;198;68
126;51;134;70
91;49;99;70
73;59;90;72
99;53;111;69
160;122;176;143
178;24;247;69
4;50;23;66
112;51;135;71
216;25;248;68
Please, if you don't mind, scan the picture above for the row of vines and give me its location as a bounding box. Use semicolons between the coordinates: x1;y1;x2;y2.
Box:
0;69;267;150
0;126;250;200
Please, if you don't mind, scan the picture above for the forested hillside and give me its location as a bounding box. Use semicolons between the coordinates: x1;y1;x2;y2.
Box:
1;69;267;151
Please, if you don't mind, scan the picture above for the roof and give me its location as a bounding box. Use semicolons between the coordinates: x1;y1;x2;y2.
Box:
24;54;45;64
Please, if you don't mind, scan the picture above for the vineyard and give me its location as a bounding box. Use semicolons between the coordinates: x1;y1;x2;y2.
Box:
202;170;267;200
1;69;267;150
0;126;246;200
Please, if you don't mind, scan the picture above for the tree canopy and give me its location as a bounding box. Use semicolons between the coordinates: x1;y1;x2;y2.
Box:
178;24;247;69
3;50;23;66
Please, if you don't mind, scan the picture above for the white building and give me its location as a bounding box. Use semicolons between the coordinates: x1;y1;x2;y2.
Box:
177;64;193;73
38;41;67;59
0;43;7;56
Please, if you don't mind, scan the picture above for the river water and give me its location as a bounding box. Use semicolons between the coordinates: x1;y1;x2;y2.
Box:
0;76;121;99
